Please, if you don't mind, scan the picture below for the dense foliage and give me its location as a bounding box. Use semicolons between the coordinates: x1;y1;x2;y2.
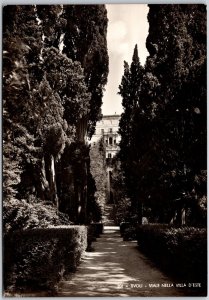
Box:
137;224;207;294
4;226;87;292
3;5;109;232
118;5;206;226
63;5;109;137
89;138;107;218
110;156;132;225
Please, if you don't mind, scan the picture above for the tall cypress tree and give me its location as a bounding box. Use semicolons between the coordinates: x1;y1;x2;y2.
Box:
57;5;109;223
3;5;43;203
3;5;104;230
63;5;109;137
145;4;207;225
118;5;206;225
118;45;145;222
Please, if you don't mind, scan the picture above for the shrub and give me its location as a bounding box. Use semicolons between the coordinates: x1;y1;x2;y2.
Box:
95;223;104;235
86;223;104;251
120;222;130;237
123;227;137;241
115;197;132;225
136;224;207;284
3;198;71;235
90;223;104;237
86;225;97;251
4;225;87;293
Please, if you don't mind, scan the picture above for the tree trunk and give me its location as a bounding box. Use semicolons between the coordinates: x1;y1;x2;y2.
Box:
49;154;58;208
75;118;88;224
36;157;49;200
171;203;186;226
76;117;88;143
44;154;58;208
76;161;88;224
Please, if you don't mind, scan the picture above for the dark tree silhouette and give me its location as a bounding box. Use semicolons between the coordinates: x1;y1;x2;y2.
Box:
3;5;109;231
118;5;206;226
63;5;109;137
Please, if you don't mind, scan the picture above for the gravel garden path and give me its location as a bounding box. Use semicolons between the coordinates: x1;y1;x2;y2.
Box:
57;226;190;297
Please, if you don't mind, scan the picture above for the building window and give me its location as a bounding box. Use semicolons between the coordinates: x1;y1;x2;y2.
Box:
109;128;112;133
101;129;104;134
114;139;116;145
106;139;108;144
109;137;113;145
108;153;112;158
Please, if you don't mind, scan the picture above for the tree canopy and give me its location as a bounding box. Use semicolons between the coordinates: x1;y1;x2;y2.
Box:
3;5;109;232
118;5;206;226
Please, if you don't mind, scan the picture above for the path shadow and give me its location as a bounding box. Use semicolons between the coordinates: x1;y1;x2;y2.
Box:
58;227;188;297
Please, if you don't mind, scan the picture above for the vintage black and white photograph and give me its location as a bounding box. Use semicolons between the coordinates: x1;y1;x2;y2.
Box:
3;3;207;297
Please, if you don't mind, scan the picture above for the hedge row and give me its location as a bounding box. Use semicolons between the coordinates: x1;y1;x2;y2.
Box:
120;222;136;241
90;223;103;236
4;225;87;292
120;222;130;236
87;223;104;250
136;224;207;284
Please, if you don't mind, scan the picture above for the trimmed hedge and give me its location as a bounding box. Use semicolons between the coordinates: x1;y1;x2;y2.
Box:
87;225;97;251
90;223;104;237
120;222;130;237
136;224;207;284
123;227;137;241
86;223;104;251
95;223;104;236
120;222;137;241
4;225;87;292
